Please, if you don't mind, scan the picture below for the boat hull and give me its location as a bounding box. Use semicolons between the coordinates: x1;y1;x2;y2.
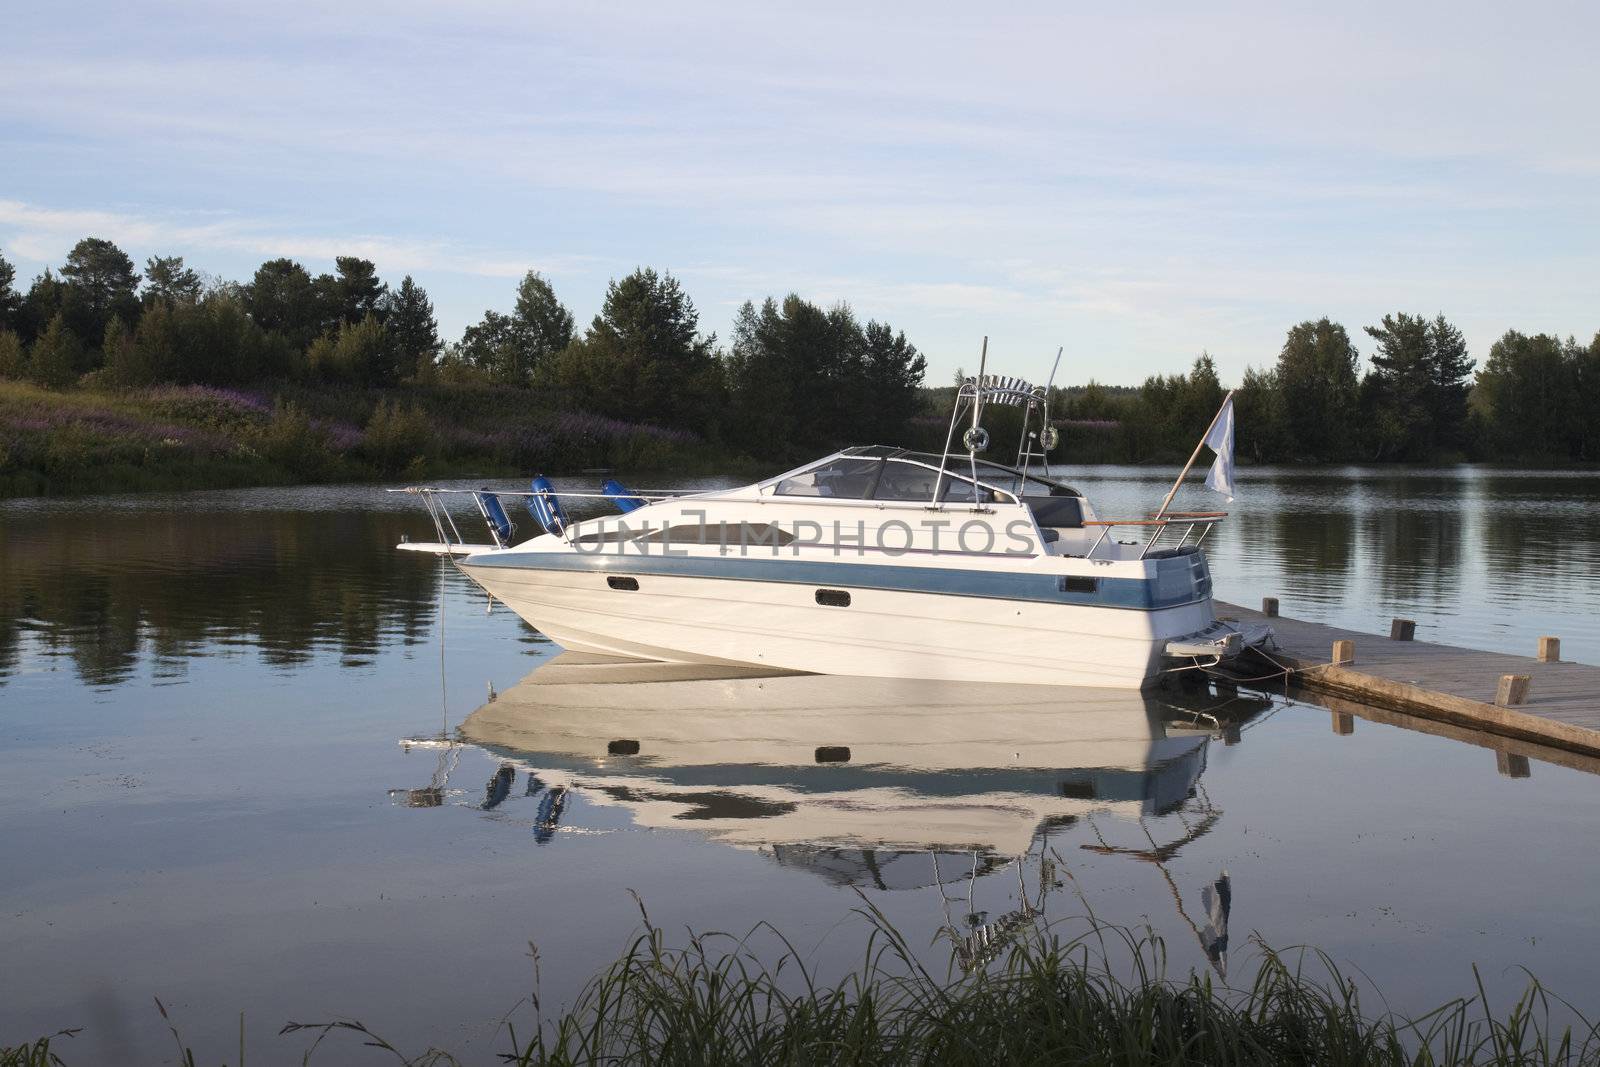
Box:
460;560;1214;688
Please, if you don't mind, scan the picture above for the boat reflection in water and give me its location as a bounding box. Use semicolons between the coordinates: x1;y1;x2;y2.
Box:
397;654;1272;974
453;653;1269;883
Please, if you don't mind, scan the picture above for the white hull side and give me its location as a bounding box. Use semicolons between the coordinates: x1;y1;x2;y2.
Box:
462;564;1213;688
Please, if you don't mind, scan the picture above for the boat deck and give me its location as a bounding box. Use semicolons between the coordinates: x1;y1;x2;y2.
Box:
1215;601;1600;757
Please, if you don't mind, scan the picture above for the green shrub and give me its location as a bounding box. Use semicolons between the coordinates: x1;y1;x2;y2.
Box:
28;314;83;388
361;398;435;475
254;400;331;479
0;330;24;379
309;316;392;384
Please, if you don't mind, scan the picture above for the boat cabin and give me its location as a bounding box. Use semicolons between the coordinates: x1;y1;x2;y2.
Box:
759;446;1096;555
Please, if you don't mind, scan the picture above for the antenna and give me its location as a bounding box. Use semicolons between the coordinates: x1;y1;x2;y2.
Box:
968;337;988;498
970;336;988;441
932;336;989;507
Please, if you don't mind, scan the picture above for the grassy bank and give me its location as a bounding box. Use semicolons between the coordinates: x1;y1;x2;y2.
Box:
6;907;1596;1065
0;380;737;498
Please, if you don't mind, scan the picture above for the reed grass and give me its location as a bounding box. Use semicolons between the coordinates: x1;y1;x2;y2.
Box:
5;899;1597;1065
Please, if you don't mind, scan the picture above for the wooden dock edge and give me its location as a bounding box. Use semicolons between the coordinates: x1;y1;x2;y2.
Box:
1302;690;1600;778
1257;651;1600;759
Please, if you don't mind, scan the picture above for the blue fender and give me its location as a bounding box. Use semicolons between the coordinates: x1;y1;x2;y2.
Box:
474;491;517;547
601;478;646;513
527;475;568;536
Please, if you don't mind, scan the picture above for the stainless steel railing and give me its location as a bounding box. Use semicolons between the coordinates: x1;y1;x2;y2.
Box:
1082;512;1226;560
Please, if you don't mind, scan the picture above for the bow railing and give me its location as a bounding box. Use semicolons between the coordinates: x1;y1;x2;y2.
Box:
1083;512;1227;559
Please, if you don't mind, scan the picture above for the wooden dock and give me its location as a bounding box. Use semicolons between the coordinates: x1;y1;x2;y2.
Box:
1215;601;1600;758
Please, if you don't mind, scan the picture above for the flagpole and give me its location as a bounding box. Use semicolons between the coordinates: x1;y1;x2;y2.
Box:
1154;390;1236;520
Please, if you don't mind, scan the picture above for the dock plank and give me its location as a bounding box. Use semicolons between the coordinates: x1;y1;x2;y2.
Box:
1216;602;1600;756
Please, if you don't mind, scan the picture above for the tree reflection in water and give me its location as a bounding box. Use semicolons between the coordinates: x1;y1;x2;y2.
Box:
0;505;447;686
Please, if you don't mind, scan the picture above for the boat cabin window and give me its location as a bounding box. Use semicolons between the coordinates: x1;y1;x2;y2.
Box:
900;452;1080;499
872;460;940;501
875;459;1005;504
774;458;883;498
939;478;1002;504
772;454;1035;505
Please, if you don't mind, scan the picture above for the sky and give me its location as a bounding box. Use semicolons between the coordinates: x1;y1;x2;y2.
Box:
2;0;1597;386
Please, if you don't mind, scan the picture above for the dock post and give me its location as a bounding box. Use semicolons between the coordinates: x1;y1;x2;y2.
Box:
1389;618;1415;641
1496;751;1532;779
1538;636;1561;663
1331;639;1355;666
1332;711;1355;735
1496;674;1532;706
1262;597;1279;617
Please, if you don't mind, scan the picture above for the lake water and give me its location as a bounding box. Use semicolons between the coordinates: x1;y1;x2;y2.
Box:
3;465;1599;1062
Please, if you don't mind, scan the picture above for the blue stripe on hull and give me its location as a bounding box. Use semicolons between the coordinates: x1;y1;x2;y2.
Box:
465;550;1208;611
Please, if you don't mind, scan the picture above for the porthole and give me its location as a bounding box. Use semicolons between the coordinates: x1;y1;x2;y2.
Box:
607;576;640;591
814;589;851;607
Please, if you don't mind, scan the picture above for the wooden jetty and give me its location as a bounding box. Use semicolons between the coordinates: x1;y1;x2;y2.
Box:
1215;601;1600;758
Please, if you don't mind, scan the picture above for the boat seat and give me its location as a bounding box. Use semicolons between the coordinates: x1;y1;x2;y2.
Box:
1025;495;1084;528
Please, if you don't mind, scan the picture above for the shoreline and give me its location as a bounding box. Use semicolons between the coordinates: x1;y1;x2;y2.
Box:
4;378;1597;502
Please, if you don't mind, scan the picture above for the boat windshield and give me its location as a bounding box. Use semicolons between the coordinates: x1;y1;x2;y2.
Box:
773;458;883;498
772;455;1020;504
900;453;1079;498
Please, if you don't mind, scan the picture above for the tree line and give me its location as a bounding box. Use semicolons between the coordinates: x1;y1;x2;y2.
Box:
0;239;925;462
2;237;1597;465
1045;316;1599;464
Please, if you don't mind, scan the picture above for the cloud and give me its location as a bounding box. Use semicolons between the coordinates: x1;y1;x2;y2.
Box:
0;200;596;281
2;1;1597;379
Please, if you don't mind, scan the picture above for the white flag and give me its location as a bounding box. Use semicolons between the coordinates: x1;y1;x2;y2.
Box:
1204;397;1235;502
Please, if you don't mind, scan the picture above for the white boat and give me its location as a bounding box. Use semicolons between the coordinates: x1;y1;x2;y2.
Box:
398;360;1266;688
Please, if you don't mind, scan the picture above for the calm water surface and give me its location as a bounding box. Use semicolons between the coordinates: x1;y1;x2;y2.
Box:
2;466;1598;1062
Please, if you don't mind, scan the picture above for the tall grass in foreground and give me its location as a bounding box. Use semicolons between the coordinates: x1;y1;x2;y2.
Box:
6;899;1598;1065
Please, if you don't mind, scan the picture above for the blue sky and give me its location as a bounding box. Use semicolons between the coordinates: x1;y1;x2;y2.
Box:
3;1;1597;386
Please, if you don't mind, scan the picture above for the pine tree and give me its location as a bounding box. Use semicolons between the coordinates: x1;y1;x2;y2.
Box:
385;276;440;380
1234;365;1286;462
28;313;84;387
247;259;323;350
1427;314;1474;454
333;257;386;325
60;237;141;346
124;302;180;386
0;248;18;331
513;271;575;375
459;272;574;385
861;320;926;444
0;329;23;378
1574;333;1600;461
1361;313;1475;460
722;294;924;455
20;269;67;344
1276;318;1360;461
100;316;137;387
1362;313;1433;459
143;255;203;306
547;268;721;429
